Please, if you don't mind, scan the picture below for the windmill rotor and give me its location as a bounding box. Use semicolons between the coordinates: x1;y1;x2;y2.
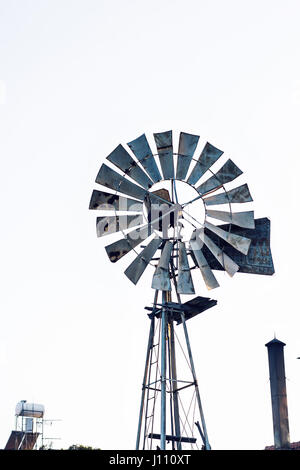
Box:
89;130;274;293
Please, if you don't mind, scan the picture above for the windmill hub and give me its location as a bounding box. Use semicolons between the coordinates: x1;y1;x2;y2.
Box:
143;179;205;241
171;179;206;239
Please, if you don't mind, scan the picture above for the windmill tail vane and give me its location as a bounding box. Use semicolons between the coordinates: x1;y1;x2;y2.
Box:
89;129;274;450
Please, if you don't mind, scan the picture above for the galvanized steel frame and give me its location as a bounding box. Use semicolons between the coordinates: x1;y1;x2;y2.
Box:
90;130;274;452
136;286;211;451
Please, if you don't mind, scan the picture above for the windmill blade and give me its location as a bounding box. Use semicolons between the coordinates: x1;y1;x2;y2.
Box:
106;144;153;190
151;241;173;291
202;217;274;275
152;268;171;291
104;205;174;263
127;133;162;183
190;238;219;290
206;210;255;229
176;132;200;181
203;183;253;206
124;237;162;285
96;215;144;237
96;163;147;201
187;142;223;186
153;130;175;180
205;221;251;255
177;241;195;295
105;225;152;263
196;159;243;196
156;240;173;270
195;229;239;277
89;190;143;212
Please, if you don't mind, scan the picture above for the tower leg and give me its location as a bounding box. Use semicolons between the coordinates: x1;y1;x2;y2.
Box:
169;319;182;450
160;291;167;450
137;290;212;450
180;312;211;450
136;301;156;450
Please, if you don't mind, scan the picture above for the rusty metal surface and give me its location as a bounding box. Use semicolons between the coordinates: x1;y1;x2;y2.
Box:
148;188;171;205
176;132;199;181
187;142;223;186
202;218;275;275
105;225;152;263
204;221;251;255
203;183;253;206
127;133;161;183
125;237;162;285
177;241;195;294
89;190;143;212
151;240;173;291
153;130;174;180
194;228;239;277
96;163;147;201
196;159;243;196
206;209;255;229
190;238;219;290
107;144;153;189
96;215;144;237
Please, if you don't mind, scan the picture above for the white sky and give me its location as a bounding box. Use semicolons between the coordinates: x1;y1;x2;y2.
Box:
0;0;300;450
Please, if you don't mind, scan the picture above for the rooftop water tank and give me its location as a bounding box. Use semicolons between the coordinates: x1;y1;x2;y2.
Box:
15;401;44;418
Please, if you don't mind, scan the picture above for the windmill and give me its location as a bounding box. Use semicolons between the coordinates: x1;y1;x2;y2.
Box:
89;130;274;450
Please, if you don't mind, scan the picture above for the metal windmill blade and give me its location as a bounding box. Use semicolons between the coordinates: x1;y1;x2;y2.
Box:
89;189;144;212
202;218;275;276
206;209;255;229
96;214;144;238
151;241;173;291
96;163;147;201
125;237;162;285
177;241;195;295
106;144;153;189
196;159;243;196
192;228;239;277
176;132;200;181
204;221;251;255
153;130;174;180
105;224;152;263
189;237;219;290
203;183;253;205
127;133;162;183
187;142;223;186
